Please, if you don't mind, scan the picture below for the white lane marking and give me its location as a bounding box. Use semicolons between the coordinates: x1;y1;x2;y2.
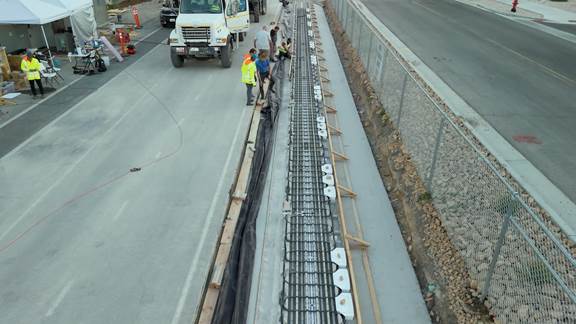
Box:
0;26;164;131
0;77;84;130
134;26;163;46
112;201;129;222
193;94;201;101
45;280;75;317
178;117;187;126
170;106;249;324
155;151;162;159
0;96;146;243
0;48;175;242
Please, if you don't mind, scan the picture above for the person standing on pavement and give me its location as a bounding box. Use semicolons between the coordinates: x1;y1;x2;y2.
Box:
21;51;44;98
254;25;272;57
243;48;257;65
269;26;280;61
241;51;257;105
255;51;275;95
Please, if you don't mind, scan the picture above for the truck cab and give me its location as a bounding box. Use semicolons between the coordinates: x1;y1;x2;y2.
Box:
169;0;250;68
160;0;179;28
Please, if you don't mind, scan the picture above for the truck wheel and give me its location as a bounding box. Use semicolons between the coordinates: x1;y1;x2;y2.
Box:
171;51;184;68
220;42;232;68
261;0;267;15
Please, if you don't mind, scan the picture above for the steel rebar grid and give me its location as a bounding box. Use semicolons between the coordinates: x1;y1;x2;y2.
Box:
280;5;342;324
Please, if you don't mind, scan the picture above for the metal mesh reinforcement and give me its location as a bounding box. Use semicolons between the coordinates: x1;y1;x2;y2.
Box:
280;5;343;324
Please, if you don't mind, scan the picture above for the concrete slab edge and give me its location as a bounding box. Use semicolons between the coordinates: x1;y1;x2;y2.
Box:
347;0;576;240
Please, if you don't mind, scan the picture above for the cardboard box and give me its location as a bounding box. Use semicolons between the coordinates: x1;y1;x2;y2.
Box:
7;54;22;72
0;47;10;80
10;71;28;91
1;65;10;81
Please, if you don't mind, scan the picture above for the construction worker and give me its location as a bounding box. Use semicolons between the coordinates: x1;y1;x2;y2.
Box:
21;51;44;98
243;48;257;65
256;51;275;95
278;41;291;60
270;26;280;61
254;26;272;57
241;51;257;105
208;0;222;12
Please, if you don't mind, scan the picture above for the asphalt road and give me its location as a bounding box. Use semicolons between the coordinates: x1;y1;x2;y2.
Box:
0;19;272;324
359;0;576;202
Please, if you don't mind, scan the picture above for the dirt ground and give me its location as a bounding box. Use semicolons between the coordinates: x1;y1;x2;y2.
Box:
323;2;495;323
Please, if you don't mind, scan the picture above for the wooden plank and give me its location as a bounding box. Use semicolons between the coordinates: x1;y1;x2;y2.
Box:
324;104;337;113
338;184;357;198
209;264;225;289
316;13;363;320
332;151;349;161
327;124;342;135
197;77;272;324
345;234;371;249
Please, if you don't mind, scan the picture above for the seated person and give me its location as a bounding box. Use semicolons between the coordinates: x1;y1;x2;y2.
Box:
278;41;291;60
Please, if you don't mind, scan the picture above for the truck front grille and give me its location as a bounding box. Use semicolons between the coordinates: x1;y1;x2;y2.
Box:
181;26;210;42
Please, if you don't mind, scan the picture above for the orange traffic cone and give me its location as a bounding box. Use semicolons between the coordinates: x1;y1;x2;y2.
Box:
131;6;142;29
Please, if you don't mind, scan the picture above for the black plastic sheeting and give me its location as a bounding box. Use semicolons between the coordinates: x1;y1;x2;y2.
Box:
211;60;285;324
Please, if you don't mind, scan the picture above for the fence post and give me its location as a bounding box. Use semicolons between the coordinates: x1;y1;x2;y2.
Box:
366;32;374;75
350;11;356;44
426;118;445;191
395;72;408;127
480;195;516;301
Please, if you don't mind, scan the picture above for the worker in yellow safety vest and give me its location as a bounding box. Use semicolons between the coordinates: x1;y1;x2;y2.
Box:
21;51;44;98
241;49;257;106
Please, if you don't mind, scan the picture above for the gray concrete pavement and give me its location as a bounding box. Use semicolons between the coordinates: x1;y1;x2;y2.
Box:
247;72;289;324
0;10;279;324
0;18;170;157
359;0;576;205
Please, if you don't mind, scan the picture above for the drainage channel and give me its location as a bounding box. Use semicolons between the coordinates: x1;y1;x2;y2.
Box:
280;4;354;323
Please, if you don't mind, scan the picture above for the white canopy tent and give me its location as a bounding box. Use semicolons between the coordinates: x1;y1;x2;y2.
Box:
0;0;98;63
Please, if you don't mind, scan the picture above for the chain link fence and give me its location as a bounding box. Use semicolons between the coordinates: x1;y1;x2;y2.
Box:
329;0;576;321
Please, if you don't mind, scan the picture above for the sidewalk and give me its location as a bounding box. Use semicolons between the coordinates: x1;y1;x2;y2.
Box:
458;0;576;23
0;0;163;128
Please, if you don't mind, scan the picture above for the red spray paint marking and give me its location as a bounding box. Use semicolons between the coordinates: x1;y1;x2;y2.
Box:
513;135;542;144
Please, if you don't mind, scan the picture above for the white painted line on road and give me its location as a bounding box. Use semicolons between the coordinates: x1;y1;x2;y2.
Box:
0;77;85;130
485;37;576;85
112;201;129;222
155;151;162;159
135;27;162;46
45;279;75;317
178;117;187;126
0;26;164;131
193;94;201;101
0;47;177;244
350;0;576;238
170;105;249;324
0;94;148;243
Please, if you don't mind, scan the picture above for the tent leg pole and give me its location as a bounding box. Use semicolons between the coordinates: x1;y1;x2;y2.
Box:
40;25;55;67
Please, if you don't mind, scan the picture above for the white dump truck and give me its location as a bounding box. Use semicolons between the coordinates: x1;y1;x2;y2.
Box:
169;0;264;68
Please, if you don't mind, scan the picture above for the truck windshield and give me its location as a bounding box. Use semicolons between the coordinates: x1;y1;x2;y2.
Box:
180;0;223;13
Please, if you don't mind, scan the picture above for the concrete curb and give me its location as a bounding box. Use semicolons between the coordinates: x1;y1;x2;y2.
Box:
348;0;576;240
453;0;576;45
